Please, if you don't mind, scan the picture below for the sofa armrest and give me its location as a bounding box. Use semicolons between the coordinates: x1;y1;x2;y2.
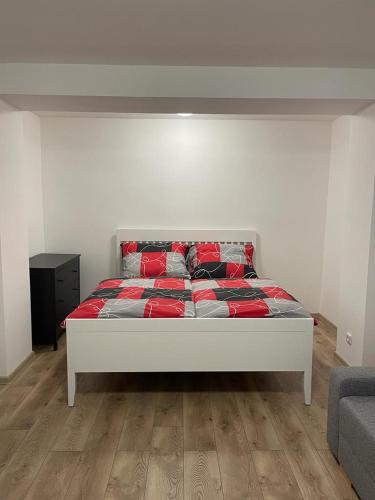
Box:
327;367;375;457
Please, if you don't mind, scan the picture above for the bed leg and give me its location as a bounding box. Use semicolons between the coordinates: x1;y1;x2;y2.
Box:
304;367;312;405
67;369;76;407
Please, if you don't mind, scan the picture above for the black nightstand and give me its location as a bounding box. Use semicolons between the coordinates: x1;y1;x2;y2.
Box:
29;253;81;350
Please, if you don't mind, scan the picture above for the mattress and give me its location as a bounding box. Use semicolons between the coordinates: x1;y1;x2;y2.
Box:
65;277;311;321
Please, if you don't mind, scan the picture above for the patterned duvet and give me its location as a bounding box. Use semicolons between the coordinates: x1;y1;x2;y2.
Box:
66;278;194;319
192;278;311;318
65;277;311;321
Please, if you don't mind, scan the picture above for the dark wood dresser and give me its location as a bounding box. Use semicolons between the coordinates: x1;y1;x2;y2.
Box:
29;253;81;350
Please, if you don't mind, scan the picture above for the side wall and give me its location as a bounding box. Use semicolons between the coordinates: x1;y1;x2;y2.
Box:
320;104;375;366
0;101;31;376
363;183;375;366
22;112;45;256
319;117;351;326
0;100;43;377
41;117;331;311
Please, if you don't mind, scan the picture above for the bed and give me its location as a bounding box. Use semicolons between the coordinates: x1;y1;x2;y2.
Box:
66;228;313;406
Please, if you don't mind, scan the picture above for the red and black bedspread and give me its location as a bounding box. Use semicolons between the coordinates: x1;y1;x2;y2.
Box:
66;278;194;319
192;279;311;319
65;277;311;321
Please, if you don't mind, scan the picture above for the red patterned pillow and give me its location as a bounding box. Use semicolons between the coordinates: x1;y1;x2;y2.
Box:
121;241;190;278
188;242;257;279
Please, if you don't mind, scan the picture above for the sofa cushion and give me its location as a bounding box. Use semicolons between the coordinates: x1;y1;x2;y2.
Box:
339;396;375;479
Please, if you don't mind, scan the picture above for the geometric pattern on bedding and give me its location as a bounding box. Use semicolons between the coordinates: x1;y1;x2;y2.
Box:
65;278;194;320
188;242;257;279
192;278;311;319
64;278;311;321
121;241;190;278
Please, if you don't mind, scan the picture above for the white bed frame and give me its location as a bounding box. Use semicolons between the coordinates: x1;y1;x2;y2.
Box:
66;228;313;406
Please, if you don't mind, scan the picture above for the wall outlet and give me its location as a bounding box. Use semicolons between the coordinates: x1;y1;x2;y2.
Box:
346;332;353;346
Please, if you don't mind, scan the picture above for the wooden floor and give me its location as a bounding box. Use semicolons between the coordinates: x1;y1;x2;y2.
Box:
0;318;358;500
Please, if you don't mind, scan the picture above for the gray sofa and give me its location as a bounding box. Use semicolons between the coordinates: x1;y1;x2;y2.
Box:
328;367;375;500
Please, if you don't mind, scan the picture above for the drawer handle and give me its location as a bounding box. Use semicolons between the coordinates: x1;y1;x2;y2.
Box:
72;270;78;273
72;288;79;291
58;299;64;303
57;279;63;282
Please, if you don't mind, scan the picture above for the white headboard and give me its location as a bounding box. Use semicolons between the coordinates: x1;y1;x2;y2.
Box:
116;228;257;273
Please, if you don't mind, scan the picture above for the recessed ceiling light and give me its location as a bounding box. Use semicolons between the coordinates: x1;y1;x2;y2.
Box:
177;113;193;117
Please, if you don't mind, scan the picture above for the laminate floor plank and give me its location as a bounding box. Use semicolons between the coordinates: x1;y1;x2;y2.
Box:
183;392;216;452
252;450;303;500
63;393;128;500
118;392;156;451
313;315;337;346
258;391;342;500
288;391;329;450
10;351;59;388
144;453;183;500
5;356;67;430
25;450;80;500
313;344;338;386
144;425;183;500
52;392;104;451
184;451;223;500
0;386;70;500
235;380;281;451
275;370;329;451
0;386;32;429
210;389;263;500
0;429;28;474
154;391;183;427
284;447;342;500
314;324;338;354
0;349;66;430
105;451;150;500
151;426;183;456
318;449;359;500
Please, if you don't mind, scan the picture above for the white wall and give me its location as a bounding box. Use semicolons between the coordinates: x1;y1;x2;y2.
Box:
0;243;6;376
22;112;45;256
319;117;351;325
0;101;34;377
363;182;375;366
41;117;331;311
320;104;375;366
0;100;43;377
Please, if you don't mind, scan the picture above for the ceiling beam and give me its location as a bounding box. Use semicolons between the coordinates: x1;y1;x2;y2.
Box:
2;64;375;100
1;95;372;116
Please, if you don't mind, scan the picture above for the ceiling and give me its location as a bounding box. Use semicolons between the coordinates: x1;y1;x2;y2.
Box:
0;0;375;68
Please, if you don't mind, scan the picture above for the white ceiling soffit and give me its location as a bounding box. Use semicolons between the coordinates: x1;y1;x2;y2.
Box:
2;95;372;116
2;65;375;115
2;65;375;100
0;0;375;68
33;113;339;121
